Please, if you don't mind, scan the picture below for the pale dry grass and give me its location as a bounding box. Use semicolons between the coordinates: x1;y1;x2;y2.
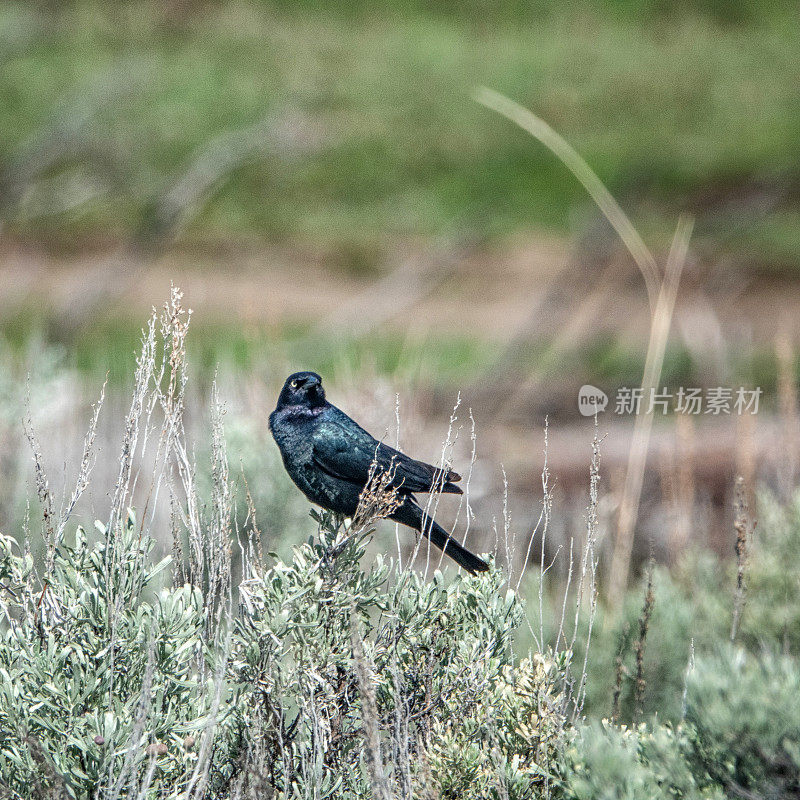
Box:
476;87;697;608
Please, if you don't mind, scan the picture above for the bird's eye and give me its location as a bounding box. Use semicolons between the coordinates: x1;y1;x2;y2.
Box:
290;379;300;389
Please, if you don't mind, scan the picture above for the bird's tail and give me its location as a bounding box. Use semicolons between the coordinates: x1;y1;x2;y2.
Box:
392;500;489;575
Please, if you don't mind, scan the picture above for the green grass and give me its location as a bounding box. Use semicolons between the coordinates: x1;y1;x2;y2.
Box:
1;1;798;268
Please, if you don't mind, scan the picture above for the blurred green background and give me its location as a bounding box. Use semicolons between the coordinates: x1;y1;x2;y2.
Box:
3;0;798;260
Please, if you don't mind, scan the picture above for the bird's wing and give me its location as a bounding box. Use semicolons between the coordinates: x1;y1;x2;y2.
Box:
310;419;461;494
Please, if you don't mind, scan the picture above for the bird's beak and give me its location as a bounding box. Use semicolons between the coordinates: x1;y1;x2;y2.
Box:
302;376;321;390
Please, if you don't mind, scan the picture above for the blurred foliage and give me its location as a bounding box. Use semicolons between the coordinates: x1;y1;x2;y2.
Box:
559;721;724;800
552;489;800;729
520;487;800;798
686;650;800;798
2;309;794;420
0;0;798;271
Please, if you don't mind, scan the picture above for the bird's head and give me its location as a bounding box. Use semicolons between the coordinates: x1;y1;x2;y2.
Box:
276;371;326;411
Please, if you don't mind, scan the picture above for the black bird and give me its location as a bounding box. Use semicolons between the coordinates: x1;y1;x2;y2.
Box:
269;371;489;574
